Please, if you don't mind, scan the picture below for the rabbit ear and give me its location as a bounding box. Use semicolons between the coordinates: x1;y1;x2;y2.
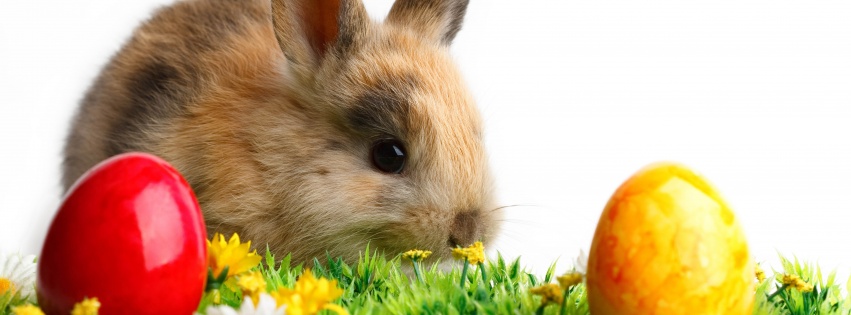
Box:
386;0;469;45
271;0;369;68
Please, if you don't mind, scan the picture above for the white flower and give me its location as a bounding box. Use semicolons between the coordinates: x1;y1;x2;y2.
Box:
573;249;588;275
201;294;286;315
0;252;37;303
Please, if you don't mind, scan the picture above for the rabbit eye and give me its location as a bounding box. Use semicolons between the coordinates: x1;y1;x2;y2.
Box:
371;139;406;174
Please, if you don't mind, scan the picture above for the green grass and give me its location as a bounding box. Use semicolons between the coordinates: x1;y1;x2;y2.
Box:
3;249;849;314
195;247;850;315
0;292;29;315
195;245;588;315
753;256;851;314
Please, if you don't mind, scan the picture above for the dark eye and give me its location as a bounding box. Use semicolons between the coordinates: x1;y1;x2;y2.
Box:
371;139;406;174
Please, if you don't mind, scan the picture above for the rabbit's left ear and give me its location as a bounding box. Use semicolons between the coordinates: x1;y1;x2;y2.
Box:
386;0;470;45
271;0;369;69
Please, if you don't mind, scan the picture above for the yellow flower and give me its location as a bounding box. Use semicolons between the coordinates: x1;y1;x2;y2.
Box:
781;274;814;293
11;305;44;315
401;250;432;261
0;277;13;296
755;264;766;282
556;272;583;289
270;269;348;315
530;283;564;306
208;233;262;279
780;274;799;285
71;297;101;315
238;271;268;305
451;241;485;265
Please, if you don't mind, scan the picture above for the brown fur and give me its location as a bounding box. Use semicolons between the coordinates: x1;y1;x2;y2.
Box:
63;0;500;263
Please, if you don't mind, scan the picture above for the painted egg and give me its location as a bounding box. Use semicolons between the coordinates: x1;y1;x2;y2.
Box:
587;162;753;314
37;153;207;314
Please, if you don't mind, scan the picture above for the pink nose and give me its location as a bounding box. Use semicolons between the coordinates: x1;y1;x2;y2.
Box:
448;211;480;248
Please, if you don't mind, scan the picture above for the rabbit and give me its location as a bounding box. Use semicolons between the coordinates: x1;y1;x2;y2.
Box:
62;0;501;264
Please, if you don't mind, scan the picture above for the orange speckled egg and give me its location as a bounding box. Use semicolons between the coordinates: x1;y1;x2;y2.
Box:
587;162;753;315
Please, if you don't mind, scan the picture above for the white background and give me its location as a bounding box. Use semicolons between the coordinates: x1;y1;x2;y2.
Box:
1;0;849;279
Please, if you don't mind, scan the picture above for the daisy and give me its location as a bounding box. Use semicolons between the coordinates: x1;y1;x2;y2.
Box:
0;252;37;303
573;249;588;275
203;294;286;315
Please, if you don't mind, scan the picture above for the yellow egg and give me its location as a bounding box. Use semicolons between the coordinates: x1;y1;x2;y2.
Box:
586;162;753;315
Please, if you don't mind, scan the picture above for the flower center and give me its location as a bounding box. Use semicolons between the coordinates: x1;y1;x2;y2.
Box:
0;277;15;296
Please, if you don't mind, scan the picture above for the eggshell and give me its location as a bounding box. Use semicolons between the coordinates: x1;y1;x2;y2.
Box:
587;162;753;315
37;153;207;314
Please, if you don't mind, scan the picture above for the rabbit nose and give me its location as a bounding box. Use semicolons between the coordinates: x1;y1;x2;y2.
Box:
448;211;480;248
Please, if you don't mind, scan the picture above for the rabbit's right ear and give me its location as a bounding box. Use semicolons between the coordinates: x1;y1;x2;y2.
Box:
386;0;470;45
271;0;369;73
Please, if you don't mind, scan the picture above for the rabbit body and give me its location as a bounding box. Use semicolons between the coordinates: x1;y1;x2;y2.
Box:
63;0;500;263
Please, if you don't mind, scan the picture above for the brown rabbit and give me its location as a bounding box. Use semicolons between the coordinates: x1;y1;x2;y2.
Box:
62;0;501;264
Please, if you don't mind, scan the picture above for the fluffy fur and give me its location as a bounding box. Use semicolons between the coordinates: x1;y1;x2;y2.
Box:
63;0;500;263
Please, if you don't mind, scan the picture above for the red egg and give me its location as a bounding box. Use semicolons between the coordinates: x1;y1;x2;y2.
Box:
38;152;207;314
